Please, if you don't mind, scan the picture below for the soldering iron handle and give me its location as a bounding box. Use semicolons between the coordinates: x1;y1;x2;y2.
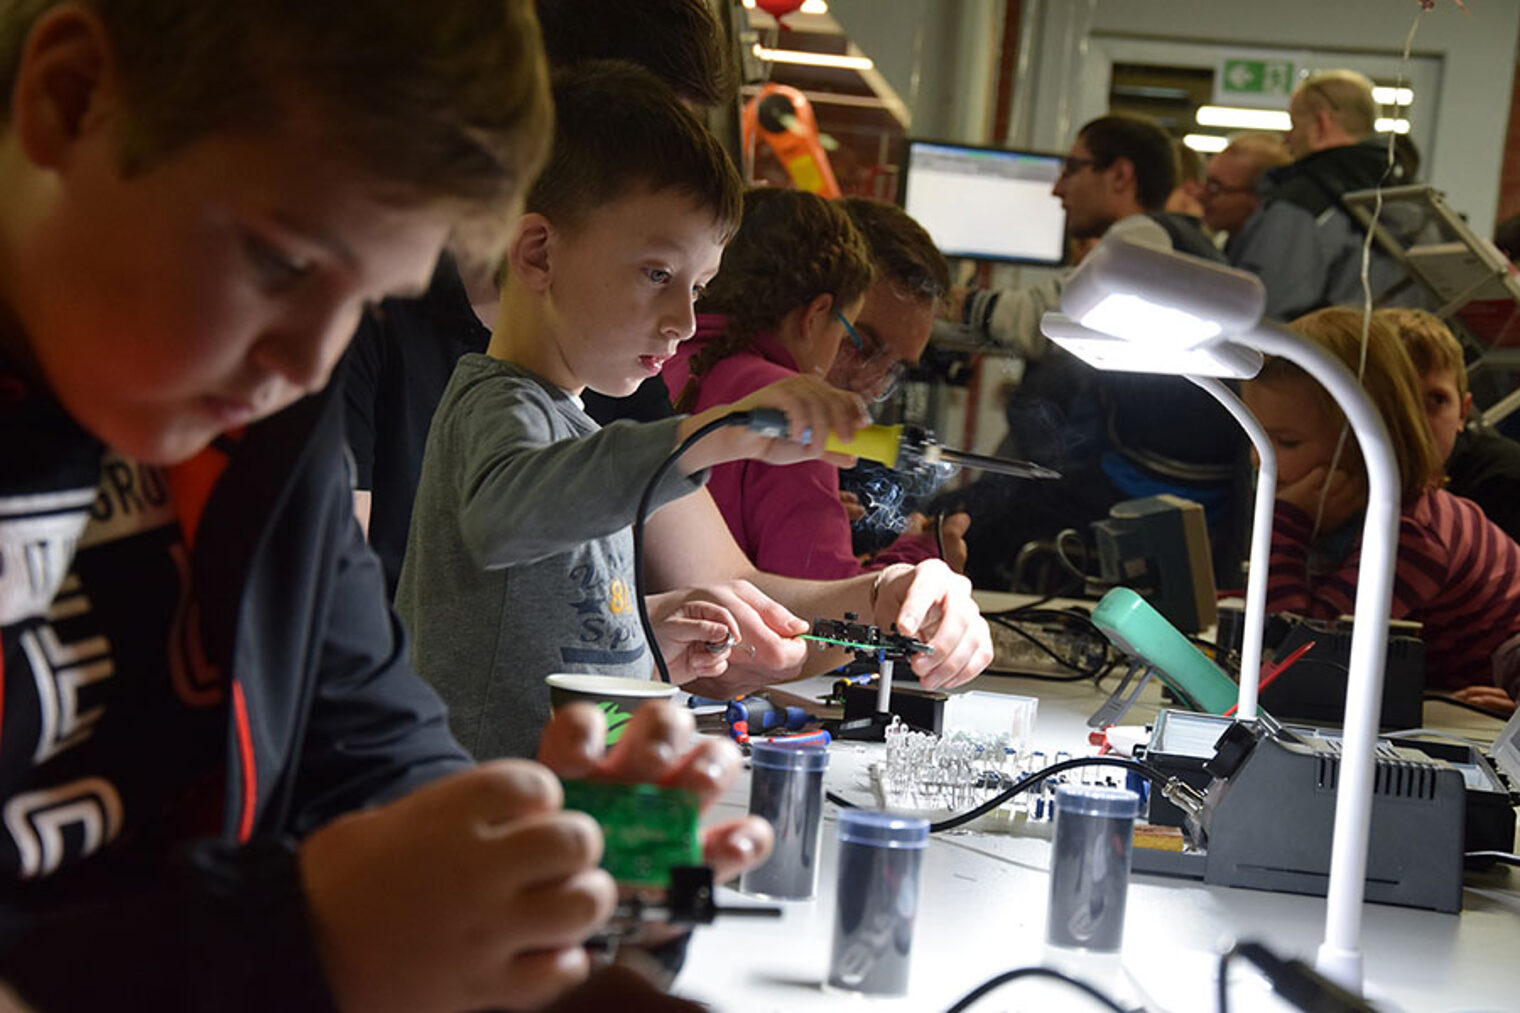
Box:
823;424;905;468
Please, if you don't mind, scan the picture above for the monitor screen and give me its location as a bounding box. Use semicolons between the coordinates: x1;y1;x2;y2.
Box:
900;140;1067;266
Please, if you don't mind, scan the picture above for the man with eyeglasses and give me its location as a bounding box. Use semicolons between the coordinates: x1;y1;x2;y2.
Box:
827;198;947;404
957;114;1178;359
824;198;971;570
1227;69;1426;320
947;115;1248;591
1201;132;1291;254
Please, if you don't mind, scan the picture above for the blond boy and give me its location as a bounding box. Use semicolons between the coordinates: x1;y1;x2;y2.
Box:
400;63;993;760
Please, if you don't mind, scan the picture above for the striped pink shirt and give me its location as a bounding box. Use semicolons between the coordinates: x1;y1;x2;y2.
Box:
1267;488;1520;692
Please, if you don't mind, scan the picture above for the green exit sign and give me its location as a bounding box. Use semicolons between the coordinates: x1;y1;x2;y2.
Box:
1215;53;1299;108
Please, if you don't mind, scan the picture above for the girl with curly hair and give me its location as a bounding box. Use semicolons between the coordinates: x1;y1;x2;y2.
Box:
664;187;949;578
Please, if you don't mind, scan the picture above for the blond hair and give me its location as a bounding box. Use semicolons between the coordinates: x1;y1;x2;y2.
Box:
1225;131;1293;173
1377;307;1468;401
1295;70;1378;139
0;0;553;266
1252;307;1443;503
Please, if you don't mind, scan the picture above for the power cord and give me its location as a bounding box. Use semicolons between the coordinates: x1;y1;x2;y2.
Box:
634;408;789;683
1217;941;1377;1013
1466;850;1520;867
1311;8;1423;544
985;615;1110;682
944;965;1134;1013
826;754;1206;834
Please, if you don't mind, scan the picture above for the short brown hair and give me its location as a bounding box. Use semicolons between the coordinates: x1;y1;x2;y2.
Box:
841;197;949;304
524;61;741;238
0;0;552;266
1253;307;1443;503
1377;307;1468;401
680;187;874;409
536;0;736;108
1225;131;1293;173
1077;114;1177;211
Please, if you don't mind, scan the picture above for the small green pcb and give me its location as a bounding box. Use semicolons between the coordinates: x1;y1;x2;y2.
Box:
559;779;701;887
799;632;885;652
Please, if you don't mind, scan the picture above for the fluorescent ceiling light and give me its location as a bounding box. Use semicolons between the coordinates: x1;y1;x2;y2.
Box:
1184;133;1228;153
1196;106;1291;131
1375;118;1411;134
1372;86;1414;106
752;43;873;71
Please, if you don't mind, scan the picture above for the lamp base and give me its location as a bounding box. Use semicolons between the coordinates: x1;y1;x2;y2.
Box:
1314;944;1363;996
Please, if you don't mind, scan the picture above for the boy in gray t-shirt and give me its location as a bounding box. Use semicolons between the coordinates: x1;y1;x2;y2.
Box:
397;64;873;758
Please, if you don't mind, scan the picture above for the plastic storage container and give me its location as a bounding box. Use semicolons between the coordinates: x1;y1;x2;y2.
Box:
739;742;830;899
1046;784;1141;952
826;810;929;996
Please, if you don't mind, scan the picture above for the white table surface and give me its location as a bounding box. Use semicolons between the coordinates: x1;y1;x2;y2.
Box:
675;611;1519;1013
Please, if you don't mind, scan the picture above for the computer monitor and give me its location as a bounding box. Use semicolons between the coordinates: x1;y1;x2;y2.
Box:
899;139;1067;266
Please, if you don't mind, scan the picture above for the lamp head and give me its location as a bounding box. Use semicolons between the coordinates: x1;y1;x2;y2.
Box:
1040;313;1264;379
1061;237;1266;349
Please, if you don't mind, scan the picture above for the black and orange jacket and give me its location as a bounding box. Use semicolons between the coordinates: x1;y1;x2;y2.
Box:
0;379;470;1010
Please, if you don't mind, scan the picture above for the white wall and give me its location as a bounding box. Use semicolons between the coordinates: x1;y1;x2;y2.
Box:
830;0;1002;141
1026;0;1520;232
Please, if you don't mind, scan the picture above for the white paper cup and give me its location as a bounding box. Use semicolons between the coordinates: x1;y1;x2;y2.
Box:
544;674;679;744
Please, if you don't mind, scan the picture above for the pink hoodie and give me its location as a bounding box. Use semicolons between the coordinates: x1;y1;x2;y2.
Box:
663;314;936;579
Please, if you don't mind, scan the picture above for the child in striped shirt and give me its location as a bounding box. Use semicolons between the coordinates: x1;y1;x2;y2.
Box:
1242;307;1520;715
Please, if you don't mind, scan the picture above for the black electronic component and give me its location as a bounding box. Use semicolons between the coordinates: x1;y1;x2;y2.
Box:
840;680;945;735
609;866;781;928
1203;720;1259;780
1093;494;1217;633
807;613;933;742
1214;605;1426;729
1219;941;1378;1013
1136;711;1472;913
803;615;933;658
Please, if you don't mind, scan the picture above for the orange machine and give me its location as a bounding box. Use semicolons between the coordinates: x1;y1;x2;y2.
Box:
742;82;842;198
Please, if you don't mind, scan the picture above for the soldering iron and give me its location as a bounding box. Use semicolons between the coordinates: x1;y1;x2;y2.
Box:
638;406;1056;684
747;408;1060;481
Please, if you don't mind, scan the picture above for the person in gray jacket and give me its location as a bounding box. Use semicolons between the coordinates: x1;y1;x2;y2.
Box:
1228;69;1424;321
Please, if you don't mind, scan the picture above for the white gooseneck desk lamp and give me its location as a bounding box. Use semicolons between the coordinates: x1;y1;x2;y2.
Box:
1049;238;1401;994
1036;313;1277;720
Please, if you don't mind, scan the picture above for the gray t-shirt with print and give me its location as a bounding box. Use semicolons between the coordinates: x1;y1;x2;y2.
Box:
395;355;701;758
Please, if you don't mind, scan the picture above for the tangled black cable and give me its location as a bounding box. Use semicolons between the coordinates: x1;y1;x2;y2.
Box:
982;604;1115;682
828;754;1166;833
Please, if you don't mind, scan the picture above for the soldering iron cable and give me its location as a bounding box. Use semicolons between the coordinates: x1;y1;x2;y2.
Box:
634;408;790;683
